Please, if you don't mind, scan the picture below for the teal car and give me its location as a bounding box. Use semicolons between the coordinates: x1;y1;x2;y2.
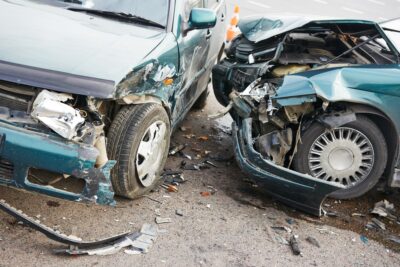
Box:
212;16;400;215
0;0;226;204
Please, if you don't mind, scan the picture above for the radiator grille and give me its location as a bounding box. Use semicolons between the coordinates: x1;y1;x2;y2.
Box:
0;81;36;112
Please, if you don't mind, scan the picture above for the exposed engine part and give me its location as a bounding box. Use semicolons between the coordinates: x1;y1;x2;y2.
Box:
240;78;265;102
256;128;293;166
272;64;311;77
229;91;253;118
283;103;314;123
258;98;269;123
95;135;109;167
31;90;84;140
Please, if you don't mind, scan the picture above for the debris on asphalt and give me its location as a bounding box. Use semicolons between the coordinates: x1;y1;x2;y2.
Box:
180;152;192;160
144;196;163;204
200;191;211;197
161;171;187;193
161;184;178;193
175;209;184;216
289;235;301;256
371;199;396;220
324;210;338;217
275;235;289;245
182;161;211;171
285;218;295;225
155;209;161;216
162;170;184;176
271;226;292;233
203;160;217;168
306;236;320;248
155;217;172;224
206;185;218;195
207;154;234;163
164;174;185;185
183;134;196;139
367;218;386;230
168;185;179;192
351;213;366;217
179;126;188;132
198;136;209;141
387;235;400;244
55;224;158;256
360;235;369;244
46;201;60;207
316;227;337;235
181;159;218;171
169;144;186;156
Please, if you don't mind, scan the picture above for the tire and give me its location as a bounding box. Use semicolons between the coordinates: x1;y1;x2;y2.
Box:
107;104;170;199
293;115;387;199
192;87;209;110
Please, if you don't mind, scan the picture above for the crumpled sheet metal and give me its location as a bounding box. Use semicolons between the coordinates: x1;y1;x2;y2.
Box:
55;224;158;256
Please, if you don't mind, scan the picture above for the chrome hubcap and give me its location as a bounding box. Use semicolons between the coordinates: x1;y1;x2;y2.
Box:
308;127;374;187
136;121;167;187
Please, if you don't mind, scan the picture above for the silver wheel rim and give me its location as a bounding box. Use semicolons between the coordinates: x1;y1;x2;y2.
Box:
136;120;167;187
308;127;374;187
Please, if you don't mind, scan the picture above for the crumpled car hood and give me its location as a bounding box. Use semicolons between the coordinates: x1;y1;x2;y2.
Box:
273;65;400;105
238;15;375;43
0;0;166;84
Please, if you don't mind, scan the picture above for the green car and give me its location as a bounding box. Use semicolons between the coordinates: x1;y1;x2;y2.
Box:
212;15;400;215
0;0;226;204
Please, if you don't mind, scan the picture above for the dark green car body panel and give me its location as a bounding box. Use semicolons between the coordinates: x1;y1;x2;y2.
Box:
273;65;400;133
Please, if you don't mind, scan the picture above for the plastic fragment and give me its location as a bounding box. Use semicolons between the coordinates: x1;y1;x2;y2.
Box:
155;217;172;224
306;236;320;248
289;235;301;255
360;235;368;244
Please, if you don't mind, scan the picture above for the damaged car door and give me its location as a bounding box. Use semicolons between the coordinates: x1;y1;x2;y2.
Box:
172;0;214;120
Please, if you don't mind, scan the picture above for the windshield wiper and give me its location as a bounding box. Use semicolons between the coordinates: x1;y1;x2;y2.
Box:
67;7;165;29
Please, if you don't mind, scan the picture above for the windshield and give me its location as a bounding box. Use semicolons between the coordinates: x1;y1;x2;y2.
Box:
57;0;169;27
381;18;400;53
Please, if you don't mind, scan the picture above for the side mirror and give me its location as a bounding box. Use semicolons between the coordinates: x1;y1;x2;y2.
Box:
185;8;217;33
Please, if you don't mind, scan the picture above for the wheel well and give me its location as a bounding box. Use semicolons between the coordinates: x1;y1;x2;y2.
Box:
344;103;398;183
104;99;171;134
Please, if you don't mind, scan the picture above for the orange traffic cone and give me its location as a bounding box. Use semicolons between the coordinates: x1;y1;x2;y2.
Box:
226;5;240;43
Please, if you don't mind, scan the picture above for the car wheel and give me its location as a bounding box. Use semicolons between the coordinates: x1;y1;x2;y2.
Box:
107;104;170;199
293;115;387;199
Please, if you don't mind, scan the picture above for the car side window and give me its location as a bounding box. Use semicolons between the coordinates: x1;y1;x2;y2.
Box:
183;0;204;21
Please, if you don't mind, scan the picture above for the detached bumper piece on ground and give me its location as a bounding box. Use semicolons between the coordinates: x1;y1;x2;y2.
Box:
213;15;400;215
0;199;158;256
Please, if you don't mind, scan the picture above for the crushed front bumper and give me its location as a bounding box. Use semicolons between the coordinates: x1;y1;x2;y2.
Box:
0;121;115;205
232;118;343;216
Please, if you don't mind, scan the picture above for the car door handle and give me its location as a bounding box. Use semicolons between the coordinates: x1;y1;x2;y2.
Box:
206;30;212;40
221;13;225;22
